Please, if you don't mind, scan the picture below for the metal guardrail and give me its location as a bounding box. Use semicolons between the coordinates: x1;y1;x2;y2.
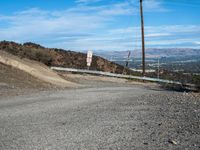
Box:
51;67;182;85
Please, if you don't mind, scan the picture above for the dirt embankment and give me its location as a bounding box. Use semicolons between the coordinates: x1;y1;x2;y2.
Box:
0;62;50;96
0;51;79;88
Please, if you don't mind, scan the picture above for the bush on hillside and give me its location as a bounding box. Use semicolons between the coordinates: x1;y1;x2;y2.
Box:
23;48;53;66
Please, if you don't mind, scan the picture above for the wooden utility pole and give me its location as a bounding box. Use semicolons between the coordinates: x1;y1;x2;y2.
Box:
140;0;145;76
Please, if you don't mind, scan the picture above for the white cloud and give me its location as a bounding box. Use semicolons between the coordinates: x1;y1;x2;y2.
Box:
74;0;168;16
98;2;139;16
143;0;164;10
146;39;197;45
0;7;110;42
109;25;200;41
145;33;171;37
194;41;200;45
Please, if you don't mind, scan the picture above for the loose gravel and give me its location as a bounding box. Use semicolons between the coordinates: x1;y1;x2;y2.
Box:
0;84;199;150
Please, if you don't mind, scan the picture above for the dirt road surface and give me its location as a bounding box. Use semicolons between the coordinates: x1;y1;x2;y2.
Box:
0;78;200;149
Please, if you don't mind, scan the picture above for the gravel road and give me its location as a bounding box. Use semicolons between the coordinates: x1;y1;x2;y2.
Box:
0;83;200;150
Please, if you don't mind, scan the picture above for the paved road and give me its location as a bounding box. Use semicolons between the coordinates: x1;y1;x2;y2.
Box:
0;85;200;150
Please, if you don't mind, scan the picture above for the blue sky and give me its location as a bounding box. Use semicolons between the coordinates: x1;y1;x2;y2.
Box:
0;0;200;51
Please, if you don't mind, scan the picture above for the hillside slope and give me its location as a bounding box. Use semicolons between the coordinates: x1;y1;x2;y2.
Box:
0;62;51;96
0;51;79;88
0;41;131;74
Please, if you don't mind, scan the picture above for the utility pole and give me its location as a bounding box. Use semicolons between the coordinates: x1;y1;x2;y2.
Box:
140;0;145;76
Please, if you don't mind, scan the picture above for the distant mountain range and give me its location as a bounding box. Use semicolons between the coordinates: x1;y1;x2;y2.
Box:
93;48;200;60
92;48;200;74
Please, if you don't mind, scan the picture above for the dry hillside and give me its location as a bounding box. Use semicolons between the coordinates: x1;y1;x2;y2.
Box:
0;41;131;74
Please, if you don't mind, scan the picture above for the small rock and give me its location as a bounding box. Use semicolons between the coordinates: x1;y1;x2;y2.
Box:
183;91;189;96
168;139;178;145
143;142;148;145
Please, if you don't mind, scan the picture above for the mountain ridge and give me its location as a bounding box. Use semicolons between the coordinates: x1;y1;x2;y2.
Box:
93;48;200;59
